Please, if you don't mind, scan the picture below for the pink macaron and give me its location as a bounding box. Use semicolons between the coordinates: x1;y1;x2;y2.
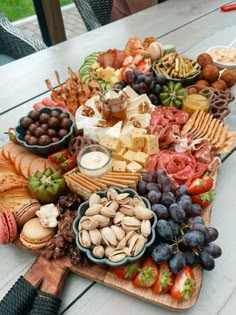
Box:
0;211;18;244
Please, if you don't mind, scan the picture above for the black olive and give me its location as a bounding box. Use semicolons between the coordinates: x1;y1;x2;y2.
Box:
58;129;68;139
41;123;48;130
27;136;38;145
59;112;69;120
20;117;33;129
38;135;51;146
28;110;40;121
60;117;72;130
39;113;50;123
34;127;47;137
47;129;57;137
48;117;60;128
28;123;38;133
50;110;60;117
51;137;60;143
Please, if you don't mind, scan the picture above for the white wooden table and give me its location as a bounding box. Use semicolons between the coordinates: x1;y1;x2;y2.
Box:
0;1;236;314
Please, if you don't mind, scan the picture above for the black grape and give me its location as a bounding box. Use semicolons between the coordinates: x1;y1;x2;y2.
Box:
151;243;173;264
169;251;186;274
202;243;222;259
148;190;162;204
156;219;174;241
148;93;159;105
187;216;204;225
152;204;169;219
136;74;146;82
175;185;188;198
141;172;154;183
205;227;219;243
152;84;161;94
144;75;153;85
183;249;200;267
177;194;192;214
183;231;205;247
146;182;159;192
137;179;148;195
169;203;186;223
133;69;143;77
168;219;180;237
155;73;166;84
125;70;135;84
160;192;176;208
158;175;175;193
186;203;203;217
200;251;215;271
190;223;210;239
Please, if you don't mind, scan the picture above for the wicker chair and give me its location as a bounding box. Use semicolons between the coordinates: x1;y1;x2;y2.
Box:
73;0;113;31
0;12;47;65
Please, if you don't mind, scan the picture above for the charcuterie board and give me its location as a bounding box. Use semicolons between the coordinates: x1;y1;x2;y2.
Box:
13;194;214;311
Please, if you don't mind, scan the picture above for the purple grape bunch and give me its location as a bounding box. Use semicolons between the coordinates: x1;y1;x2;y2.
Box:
113;69;166;105
138;169;222;274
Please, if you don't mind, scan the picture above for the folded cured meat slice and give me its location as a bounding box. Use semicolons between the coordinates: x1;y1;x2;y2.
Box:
146;150;206;187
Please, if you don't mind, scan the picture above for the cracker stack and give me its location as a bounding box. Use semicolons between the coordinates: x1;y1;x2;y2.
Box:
181;110;236;153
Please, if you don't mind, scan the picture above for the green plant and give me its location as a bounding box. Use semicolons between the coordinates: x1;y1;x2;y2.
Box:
0;0;72;22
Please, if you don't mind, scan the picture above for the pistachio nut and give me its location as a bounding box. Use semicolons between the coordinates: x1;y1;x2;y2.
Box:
113;211;125;226
92;245;105;258
134;205;154;220
79;230;91;248
121;216;141;231
108;248;129;262
119;204;135;216
129;234;147;256
89;229;102;245
80;216;98;230
132;195;146;207
116;193;130;205
125;231;138;245
100;197;108;205
106;188;119;201
116;237;127;250
104;246;116;258
141;220;151;238
101;227;117;247
89;193;101;207
92;214;110;228
101;204;116;218
110;225;125;241
85;204;103;216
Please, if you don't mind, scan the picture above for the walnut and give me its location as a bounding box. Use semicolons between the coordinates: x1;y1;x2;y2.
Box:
138;101;150;114
130;117;142;128
94;119;108;127
81;105;95;117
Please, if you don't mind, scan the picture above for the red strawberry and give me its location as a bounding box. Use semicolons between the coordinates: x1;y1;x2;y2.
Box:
170;265;196;301
112;261;141;280
188;176;213;195
133;257;159;288
191;189;215;208
152;262;174;294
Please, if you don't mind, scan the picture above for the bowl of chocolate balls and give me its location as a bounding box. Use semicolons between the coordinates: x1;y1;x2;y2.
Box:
15;107;75;156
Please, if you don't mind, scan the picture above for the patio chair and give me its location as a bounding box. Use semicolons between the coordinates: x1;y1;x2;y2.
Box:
0;12;47;66
73;0;113;31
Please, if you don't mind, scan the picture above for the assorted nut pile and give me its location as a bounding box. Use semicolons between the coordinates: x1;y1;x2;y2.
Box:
76;188;154;263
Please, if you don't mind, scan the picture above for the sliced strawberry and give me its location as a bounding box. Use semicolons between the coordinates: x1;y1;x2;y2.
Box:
137;60;151;73
152;262;174;294
133;54;144;65
170;265;196;301
122;55;134;67
133;257;158;288
112;261;141;280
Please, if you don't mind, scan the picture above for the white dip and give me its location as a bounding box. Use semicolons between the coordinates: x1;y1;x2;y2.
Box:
79;151;111;177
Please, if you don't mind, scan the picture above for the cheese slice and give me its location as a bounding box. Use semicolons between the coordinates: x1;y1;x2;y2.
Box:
144;135;159;155
126;161;143;173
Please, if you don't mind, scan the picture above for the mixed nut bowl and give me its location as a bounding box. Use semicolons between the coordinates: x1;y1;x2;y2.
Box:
73;187;157;267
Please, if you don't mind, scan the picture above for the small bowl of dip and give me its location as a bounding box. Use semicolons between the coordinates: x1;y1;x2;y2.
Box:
77;144;112;178
206;46;236;69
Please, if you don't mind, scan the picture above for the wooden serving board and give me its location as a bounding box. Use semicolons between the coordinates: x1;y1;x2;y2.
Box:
15;200;214;311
